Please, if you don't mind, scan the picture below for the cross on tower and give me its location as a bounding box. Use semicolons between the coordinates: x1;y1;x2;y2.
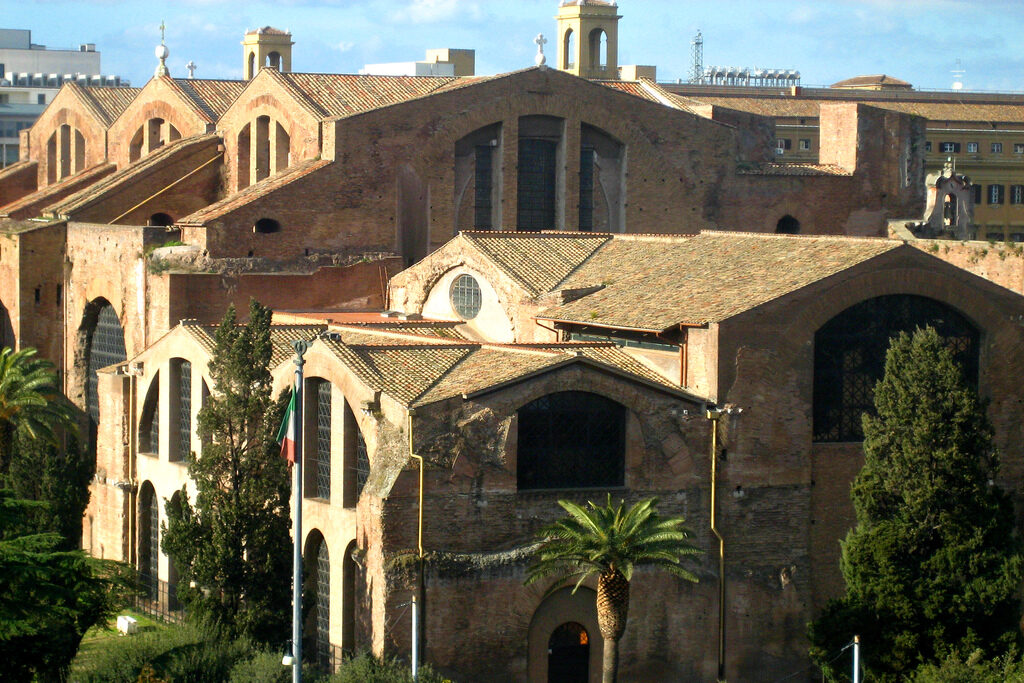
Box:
534;33;548;66
159;20;166;45
186;61;197;79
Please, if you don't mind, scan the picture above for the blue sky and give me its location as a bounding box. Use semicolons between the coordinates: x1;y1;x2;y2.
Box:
7;0;1024;92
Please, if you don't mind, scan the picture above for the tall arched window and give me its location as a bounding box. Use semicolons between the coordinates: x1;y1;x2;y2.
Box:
342;540;358;655
517;391;626;490
563;28;576;70
518;116;562;231
305;531;330;670
84;300;127;433
139;481;159;600
305;378;331;500
813;294;979;442
343;400;368;507
172;359;191;463
139;372;159;455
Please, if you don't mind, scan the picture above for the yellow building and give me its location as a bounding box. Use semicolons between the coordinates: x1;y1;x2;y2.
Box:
663;76;1024;241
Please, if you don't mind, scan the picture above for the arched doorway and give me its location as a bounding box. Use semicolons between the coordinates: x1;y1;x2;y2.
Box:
548;622;590;683
776;215;800;234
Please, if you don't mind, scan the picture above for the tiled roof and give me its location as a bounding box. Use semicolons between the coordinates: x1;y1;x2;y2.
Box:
181;321;325;366
173;79;246;120
832;74;912;88
47;134;220;217
279;73;455;118
673;93;1024;124
177;158;330;225
737;163;851;176
0;163;115;219
539;231;902;330
247;26;290;35
78;85;141;125
598;81;660;102
461;231;611;296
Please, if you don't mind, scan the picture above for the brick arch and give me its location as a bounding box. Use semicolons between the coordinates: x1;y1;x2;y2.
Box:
30;106;104;186
108;93;208;168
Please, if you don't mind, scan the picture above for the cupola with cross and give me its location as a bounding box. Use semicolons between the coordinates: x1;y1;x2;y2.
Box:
555;0;621;79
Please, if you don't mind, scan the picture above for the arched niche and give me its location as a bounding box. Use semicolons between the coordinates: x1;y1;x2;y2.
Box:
528;586;601;683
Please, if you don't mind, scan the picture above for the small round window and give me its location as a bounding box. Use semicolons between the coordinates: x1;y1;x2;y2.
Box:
450;274;482;319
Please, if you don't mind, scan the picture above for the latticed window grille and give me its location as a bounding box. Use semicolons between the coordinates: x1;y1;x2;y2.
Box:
139;485;159;600
474;145;493;229
450;275;482;320
86;303;127;425
517;138;557;230
813;294;979;442
140;375;159;454
579;146;595;231
517;391;626;490
178;361;191;462
316;380;331;500
355;429;369;498
316;541;331;669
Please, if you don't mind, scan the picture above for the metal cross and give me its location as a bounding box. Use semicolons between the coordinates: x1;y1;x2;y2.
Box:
159;20;166;45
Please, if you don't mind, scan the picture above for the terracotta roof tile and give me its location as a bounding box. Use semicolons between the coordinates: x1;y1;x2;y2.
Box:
542;231;901;330
280;73;454;118
173;79;246;120
78;86;141;125
461;231;611;296
177;158;330;225
48;134;221;217
181;321;324;366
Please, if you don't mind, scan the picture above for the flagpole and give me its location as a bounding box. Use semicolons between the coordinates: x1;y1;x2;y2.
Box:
291;340;308;683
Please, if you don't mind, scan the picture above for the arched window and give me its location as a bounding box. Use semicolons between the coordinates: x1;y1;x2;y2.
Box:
139;481;159;600
563;28;575;70
518;116;562;231
813;295;979;442
255;115;270;182
305;378;331;500
588;28;607;70
172;359;191;463
776;215;800;234
139;372;159;455
580;124;624;232
248;52;256;79
343;400;369;507
517;391;626;490
237;123;251;189
266;51;281;70
149;212;174;227
454;123;502;232
549;622;590;683
305;532;330;670
254;217;281;234
342;540;358;655
83;300;127;433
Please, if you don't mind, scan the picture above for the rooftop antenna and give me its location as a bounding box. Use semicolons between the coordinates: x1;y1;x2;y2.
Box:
951;58;964;91
690;29;703;84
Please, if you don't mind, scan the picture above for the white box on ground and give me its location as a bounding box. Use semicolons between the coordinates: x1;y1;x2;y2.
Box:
116;615;138;635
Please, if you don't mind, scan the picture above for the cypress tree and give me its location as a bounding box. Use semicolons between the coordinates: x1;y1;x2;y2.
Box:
809;327;1023;681
162;300;292;645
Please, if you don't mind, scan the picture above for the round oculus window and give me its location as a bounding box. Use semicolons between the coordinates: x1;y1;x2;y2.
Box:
450;274;482;319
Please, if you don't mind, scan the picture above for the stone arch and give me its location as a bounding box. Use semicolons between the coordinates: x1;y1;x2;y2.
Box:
562;28;575;70
342;539;358;655
266;51;282;70
248;51;256;80
516;390;626;490
588;28;608;70
304;529;331;669
775;215;800;234
527;586;601;683
139;371;160;455
138;480;159;599
149;212;174;227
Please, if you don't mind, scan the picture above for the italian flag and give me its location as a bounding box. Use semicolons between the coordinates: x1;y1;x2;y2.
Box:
277;384;298;464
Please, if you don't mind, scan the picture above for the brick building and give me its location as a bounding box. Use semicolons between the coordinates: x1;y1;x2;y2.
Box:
1;4;1023;681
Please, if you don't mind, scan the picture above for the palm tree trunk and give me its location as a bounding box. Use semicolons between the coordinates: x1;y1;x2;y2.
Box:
602;637;619;683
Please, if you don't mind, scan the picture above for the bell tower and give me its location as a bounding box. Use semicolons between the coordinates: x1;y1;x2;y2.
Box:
555;1;621;80
242;27;294;81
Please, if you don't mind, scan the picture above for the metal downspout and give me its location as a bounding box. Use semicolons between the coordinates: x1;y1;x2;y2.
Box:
707;408;726;681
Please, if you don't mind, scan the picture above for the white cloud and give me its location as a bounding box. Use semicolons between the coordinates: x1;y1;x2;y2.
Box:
390;0;481;24
336;41;355;52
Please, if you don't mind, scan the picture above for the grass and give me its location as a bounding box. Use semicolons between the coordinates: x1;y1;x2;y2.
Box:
70;609;172;678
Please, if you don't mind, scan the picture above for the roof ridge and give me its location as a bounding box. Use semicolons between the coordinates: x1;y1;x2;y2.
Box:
160;77;216;123
697;229;898;243
550;235;614;291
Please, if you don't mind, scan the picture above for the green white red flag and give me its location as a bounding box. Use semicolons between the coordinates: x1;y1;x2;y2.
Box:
277;384;297;464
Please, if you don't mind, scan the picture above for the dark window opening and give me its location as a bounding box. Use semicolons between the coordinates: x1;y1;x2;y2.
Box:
474;145;493;229
776;215;800;234
813;295;979;442
517;391;625;490
34;286;40;303
579;146;595;231
140;373;159;454
139;482;159;600
548;622;590;683
304;533;331;671
175;360;191;462
254;218;281;234
85;301;127;431
149;212;174;227
316;380;331;500
518;138;558;230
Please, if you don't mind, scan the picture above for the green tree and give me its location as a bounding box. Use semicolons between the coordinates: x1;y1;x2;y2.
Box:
526;496;700;683
809;327;1023;681
0;489;133;682
0;346;75;475
3;432;92;549
161;301;292;645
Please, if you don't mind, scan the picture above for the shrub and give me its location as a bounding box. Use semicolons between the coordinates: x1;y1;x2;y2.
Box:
328;652;451;683
911;649;1024;683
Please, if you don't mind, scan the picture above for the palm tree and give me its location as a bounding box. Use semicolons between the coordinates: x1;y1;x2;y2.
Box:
526;496;701;683
0;346;74;475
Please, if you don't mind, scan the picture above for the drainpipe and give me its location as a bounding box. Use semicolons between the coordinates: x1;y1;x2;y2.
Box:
707;407;725;682
407;409;424;682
